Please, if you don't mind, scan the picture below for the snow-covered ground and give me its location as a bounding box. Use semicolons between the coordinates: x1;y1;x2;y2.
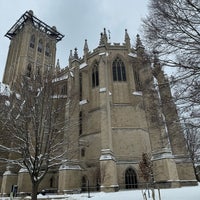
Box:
31;184;200;200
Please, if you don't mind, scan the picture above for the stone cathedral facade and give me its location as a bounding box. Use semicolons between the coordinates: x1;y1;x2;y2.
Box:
0;10;197;195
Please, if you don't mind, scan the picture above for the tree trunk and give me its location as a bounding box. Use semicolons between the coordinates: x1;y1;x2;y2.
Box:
32;181;39;200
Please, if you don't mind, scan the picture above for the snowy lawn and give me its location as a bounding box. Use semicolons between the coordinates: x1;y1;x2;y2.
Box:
29;184;200;200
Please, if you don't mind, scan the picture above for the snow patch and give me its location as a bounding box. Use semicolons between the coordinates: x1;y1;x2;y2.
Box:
5;100;10;107
79;62;87;69
128;52;137;58
133;91;143;96
99;87;107;93
59;164;81;170
0;83;11;96
79;99;88;105
19;168;28;173
52;75;68;83
99;52;109;56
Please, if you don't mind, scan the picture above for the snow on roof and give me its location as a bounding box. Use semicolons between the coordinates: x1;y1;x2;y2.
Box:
128;52;137;58
79;62;87;69
52;74;68;83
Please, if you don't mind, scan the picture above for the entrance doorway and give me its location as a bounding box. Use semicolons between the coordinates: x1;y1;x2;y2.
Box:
125;168;138;189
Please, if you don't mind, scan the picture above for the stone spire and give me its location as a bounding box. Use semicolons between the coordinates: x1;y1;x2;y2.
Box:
83;39;89;62
136;34;145;56
68;49;73;67
124;29;131;51
74;48;79;59
56;59;60;71
84;39;89;54
99;28;108;47
103;28;108;44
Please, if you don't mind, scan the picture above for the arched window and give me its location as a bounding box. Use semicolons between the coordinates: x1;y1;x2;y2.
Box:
26;63;32;77
45;43;50;56
61;84;67;95
112;57;126;81
125;168;138;189
92;62;99;88
81;176;87;192
29;34;35;48
38;39;43;53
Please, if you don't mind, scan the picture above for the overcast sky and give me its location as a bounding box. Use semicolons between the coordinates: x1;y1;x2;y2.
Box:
0;0;149;82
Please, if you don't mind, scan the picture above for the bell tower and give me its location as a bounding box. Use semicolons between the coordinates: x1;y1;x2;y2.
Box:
3;10;64;88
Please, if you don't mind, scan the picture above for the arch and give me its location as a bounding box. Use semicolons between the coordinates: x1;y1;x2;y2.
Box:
81;176;87;192
112;57;126;81
125;168;138;189
92;61;99;88
29;34;35;48
38;39;43;53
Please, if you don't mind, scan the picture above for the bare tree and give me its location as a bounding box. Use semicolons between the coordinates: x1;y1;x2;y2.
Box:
142;0;200;127
184;123;200;180
0;74;76;200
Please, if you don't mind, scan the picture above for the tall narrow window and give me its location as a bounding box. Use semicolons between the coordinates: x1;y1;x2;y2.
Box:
92;62;99;88
45;43;50;56
38;39;43;53
79;73;82;100
79;111;83;135
29;34;35;48
26;63;32;77
112;57;126;81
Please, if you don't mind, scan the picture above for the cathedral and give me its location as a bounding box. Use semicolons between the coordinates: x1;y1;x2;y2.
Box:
0;10;197;196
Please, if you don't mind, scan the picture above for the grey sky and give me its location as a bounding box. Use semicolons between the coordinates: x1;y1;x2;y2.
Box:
0;0;149;82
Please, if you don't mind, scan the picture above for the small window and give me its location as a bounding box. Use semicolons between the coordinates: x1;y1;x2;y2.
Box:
38;39;43;53
61;84;67;95
30;34;35;48
26;63;32;77
45;43;50;56
81;148;85;157
112;57;126;81
92;62;99;88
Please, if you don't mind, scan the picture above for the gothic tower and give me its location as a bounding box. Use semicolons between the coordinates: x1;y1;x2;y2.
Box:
3;10;64;88
1;10;64;195
0;11;197;196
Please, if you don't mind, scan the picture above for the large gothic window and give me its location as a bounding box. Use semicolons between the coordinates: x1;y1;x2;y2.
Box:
125;168;138;189
29;34;35;48
112;57;126;81
38;39;43;53
92;62;99;88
